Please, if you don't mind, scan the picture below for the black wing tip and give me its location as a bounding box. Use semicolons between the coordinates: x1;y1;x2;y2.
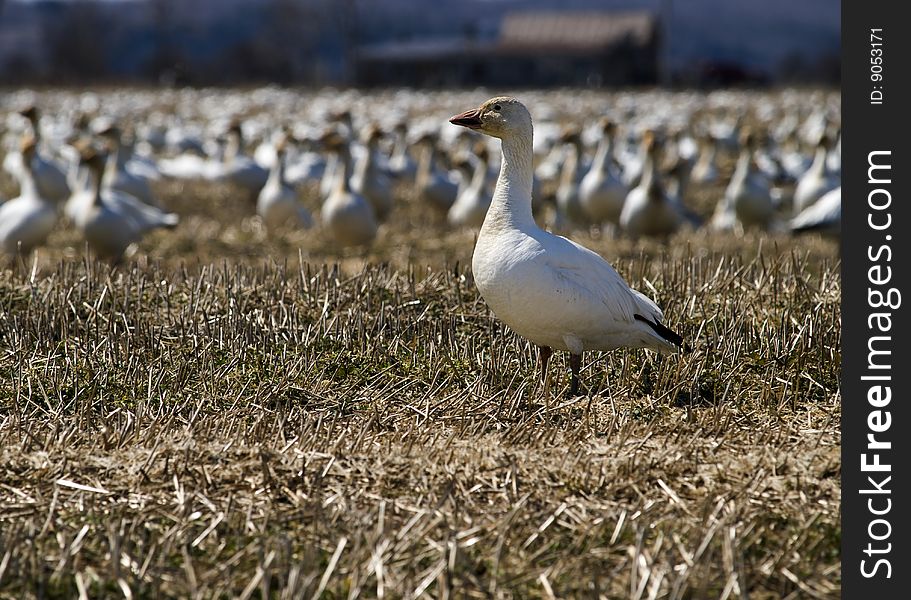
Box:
635;314;688;352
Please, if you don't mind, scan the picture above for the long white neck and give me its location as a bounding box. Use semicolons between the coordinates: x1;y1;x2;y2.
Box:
733;147;752;180
105;146;121;182
20;153;38;198
354;141;375;181
333;147;352;194
810;145;828;175
558;141;580;187
269;151;286;186
592;133;612;172
482;130;535;232
469;155;488;192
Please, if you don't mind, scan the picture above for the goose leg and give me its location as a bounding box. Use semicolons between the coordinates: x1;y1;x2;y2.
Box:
569;353;582;397
538;345;553;401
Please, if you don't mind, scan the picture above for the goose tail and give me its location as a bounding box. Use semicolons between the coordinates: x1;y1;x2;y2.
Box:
634;314;688;354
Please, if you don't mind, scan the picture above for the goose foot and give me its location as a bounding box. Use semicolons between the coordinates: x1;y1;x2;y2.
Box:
569;353;582;397
537;345;553;404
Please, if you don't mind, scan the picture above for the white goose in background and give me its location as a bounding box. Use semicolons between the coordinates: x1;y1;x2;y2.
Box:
320;133;377;247
0;136;59;256
387;122;417;182
578;118;627;228
256;135;313;232
535;139;567;189
285;134;326;186
689;133;719;184
447;145;492;228
778;132;813;183
553;127;591;231
617;127;650;188
794;135;839;213
350;125;393;221
70;147;179;262
449;97;683;397
619;133;686;238
97;125;159;208
790;186;840;238
319;128;344;199
4;106;71;204
716;130;775;231
414;132;459;216
216;121;269;196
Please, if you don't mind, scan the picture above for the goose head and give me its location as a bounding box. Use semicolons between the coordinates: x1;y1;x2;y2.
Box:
78;145;108;198
598;117;617;137
362;124;383;147
20;134;38;164
19;105;39;127
449;96;532;141
274;133;289;157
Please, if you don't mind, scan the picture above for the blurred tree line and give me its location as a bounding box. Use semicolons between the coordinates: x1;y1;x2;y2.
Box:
0;0;360;85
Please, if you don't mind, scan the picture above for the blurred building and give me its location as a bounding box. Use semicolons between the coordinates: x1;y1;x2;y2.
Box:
355;11;660;87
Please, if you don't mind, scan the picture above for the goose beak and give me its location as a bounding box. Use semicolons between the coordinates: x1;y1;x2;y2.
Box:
449;108;483;130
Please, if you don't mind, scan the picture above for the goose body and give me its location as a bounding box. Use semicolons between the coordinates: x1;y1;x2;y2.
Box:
790;186;840;237
722;135;775;230
415;139;459;215
449;97;682;395
578;122;627;226
321;142;377;247
100;129;159;207
350;129;393;221
619;135;685;238
447;150;492;228
0;139;58;255
257;141;313;231
387;124;418;182
5;107;71;203
554;133;589;229
794;141;839;213
216;124;268;195
71;150;178;261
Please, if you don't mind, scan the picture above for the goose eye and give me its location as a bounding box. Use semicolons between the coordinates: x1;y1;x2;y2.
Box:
493;104;501;111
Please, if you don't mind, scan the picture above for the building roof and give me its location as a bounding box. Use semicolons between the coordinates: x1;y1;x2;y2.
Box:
357;38;490;62
498;10;658;53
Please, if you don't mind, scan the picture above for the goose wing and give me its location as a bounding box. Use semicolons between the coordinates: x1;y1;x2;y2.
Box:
540;234;665;328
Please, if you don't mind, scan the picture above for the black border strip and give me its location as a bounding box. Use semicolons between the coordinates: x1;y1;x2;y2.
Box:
842;0;910;595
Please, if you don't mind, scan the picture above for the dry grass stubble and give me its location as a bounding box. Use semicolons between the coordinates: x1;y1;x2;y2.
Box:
0;160;840;598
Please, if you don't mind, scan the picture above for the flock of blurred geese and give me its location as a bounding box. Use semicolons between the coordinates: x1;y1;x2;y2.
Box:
0;89;840;262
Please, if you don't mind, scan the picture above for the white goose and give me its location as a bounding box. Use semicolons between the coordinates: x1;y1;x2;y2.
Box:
449;97;683;396
350;125;393;221
387;122;418;182
447;145;492;228
689;133;719;184
0;136;59;256
579;118;627;227
414;132;459;216
216;121;269;196
5;106;71;204
97;125;159;208
256;135;313;232
794;136;839;213
553;127;590;230
790;186;840;238
619;133;686;239
70;147;179;262
718;130;775;231
320;133;377;247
